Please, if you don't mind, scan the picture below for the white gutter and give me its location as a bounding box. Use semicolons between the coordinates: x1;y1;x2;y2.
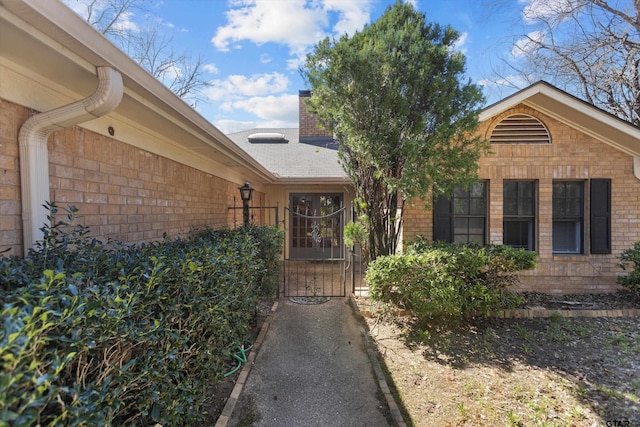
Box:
18;66;123;255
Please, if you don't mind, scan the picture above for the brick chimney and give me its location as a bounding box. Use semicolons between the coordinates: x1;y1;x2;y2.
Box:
298;90;332;142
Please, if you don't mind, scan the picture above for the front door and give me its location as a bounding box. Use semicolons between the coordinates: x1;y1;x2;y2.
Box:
289;193;344;260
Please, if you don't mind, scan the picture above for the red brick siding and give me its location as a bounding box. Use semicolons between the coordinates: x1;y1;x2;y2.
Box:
1;99;258;255
0;100;26;256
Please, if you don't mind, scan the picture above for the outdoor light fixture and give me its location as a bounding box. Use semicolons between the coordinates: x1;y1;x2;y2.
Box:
238;181;254;226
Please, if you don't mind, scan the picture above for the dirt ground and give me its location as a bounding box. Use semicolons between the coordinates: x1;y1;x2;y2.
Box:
358;292;640;427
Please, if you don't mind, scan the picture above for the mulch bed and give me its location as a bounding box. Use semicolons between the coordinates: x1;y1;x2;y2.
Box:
519;291;640;310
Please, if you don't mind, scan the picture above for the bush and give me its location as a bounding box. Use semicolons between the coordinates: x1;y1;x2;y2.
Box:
617;241;640;300
366;239;537;319
0;204;282;426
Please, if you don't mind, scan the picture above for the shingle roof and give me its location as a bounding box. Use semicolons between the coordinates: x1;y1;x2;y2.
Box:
227;128;348;180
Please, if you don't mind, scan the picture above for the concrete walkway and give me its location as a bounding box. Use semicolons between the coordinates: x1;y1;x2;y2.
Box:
224;297;393;427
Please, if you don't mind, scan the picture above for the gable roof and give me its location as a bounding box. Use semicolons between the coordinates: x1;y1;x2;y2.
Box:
227;127;349;183
480;81;640;159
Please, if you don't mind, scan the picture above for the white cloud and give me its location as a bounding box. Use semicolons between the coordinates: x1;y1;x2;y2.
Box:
211;0;327;53
211;0;375;69
511;30;545;58
453;32;469;54
323;0;372;37
204;72;290;102
203;64;219;74
520;0;579;23
221;94;299;121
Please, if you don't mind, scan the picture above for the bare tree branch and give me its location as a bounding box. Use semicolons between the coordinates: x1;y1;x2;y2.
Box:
486;0;640;126
64;0;211;105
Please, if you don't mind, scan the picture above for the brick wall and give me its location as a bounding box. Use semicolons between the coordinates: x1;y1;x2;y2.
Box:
403;104;640;293
0;99;25;256
0;98;259;256
298;90;332;139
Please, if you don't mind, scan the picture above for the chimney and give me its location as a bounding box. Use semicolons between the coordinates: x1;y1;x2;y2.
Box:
298;90;332;142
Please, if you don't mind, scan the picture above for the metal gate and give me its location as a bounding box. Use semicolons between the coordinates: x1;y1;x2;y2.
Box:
283;200;347;297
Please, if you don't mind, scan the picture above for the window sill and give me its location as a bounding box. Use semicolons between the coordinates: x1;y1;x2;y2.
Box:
552;253;587;262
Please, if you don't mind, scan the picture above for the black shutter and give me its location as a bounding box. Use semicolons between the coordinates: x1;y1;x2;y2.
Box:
433;195;453;243
590;179;611;254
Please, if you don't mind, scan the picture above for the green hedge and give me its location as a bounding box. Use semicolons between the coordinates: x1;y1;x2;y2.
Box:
618;241;640;300
366;239;537;319
0;204;282;426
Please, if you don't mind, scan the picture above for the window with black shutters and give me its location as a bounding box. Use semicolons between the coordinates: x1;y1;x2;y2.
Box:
552;181;584;254
503;181;536;250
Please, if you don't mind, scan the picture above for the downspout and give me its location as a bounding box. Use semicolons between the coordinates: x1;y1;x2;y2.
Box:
18;66;123;256
634;156;640;180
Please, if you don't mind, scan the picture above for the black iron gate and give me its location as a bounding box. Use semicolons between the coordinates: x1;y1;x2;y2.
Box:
283;202;347;297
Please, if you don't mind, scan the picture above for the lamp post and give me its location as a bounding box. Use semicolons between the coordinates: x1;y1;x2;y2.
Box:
238;181;254;226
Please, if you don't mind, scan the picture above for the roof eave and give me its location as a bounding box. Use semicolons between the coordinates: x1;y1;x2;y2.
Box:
0;0;276;184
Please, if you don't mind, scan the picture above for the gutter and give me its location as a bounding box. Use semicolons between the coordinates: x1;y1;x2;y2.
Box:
18;66;123;255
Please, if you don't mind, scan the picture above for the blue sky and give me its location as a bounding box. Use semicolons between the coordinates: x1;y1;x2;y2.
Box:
63;0;545;134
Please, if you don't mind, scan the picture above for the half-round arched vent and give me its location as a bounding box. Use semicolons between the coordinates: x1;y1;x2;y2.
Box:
490;114;551;144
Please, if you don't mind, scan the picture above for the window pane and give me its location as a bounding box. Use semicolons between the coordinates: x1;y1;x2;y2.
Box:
468;217;484;235
454;218;469;234
454;199;469;215
468;234;484;245
504;220;532;250
520;198;533;216
470;198;486;216
454;235;468;244
504;181;517;199
454;186;468;198
470;182;486;198
567;182;581;197
504;198;518;215
553;220;581;253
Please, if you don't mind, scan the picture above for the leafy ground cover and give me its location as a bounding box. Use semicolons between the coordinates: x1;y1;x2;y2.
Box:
356;293;640;427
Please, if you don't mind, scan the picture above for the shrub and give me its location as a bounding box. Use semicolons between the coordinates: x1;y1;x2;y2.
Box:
0;204;282;426
366;239;537;319
617;241;640;300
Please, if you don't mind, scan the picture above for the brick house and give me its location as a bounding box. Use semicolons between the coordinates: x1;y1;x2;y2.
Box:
402;82;640;293
2;0;639;294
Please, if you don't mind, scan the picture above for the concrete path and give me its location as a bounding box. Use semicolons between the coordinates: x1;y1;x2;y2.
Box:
227;297;391;427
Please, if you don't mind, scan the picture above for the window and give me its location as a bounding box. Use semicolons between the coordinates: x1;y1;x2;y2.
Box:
434;181;487;245
503;181;536;250
552;181;583;254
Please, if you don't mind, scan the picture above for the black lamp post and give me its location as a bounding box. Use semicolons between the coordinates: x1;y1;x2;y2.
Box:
238;181;254;226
